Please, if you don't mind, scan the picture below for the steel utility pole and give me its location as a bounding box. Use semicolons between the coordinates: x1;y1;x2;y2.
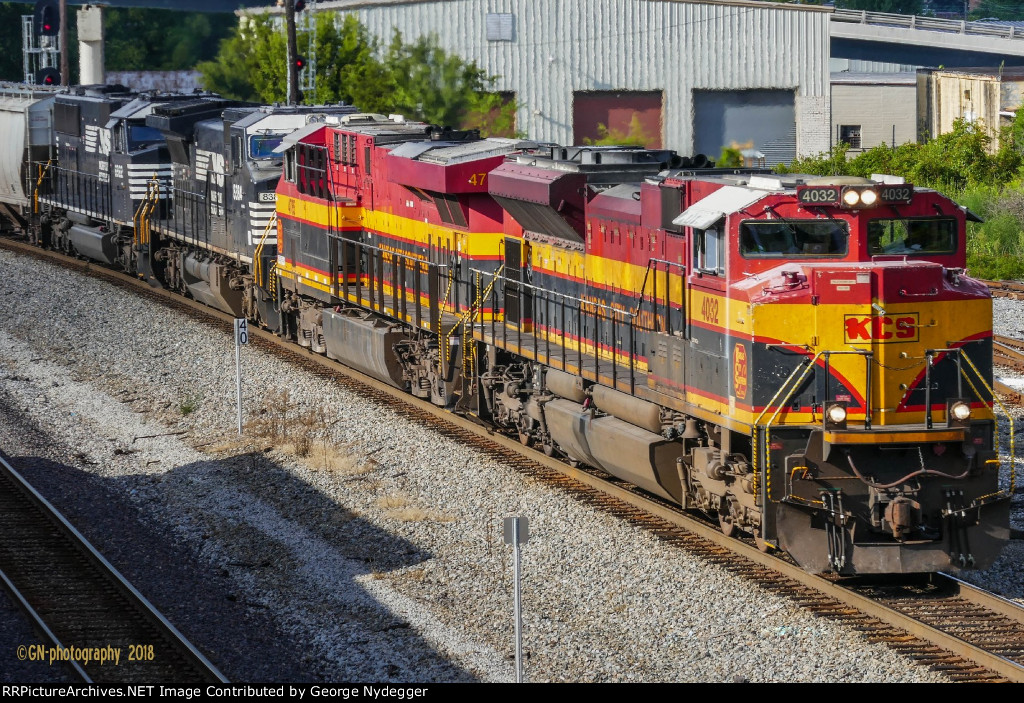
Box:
59;0;67;85
286;0;299;106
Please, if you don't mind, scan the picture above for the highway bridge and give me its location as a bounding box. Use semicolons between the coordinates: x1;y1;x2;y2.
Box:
831;9;1024;67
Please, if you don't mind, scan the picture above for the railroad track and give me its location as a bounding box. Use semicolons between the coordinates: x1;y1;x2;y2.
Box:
983;279;1024;300
3;236;1024;683
0;450;227;683
994;335;1024;373
992;335;1024;403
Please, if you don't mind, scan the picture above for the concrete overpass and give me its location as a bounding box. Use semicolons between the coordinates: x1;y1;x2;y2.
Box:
831;9;1024;67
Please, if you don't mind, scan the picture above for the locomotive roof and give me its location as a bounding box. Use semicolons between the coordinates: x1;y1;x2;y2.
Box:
109;93;220;125
231;104;361;131
509;149;675;187
319;113;434;144
390;137;540;166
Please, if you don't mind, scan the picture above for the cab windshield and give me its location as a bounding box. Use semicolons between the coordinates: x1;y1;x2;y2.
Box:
249;134;285;160
740;220;849;257
868;217;957;255
128;124;163;149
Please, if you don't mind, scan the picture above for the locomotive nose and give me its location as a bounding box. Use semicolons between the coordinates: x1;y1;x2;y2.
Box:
807;261;990;428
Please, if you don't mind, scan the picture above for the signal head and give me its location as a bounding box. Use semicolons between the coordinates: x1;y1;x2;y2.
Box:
35;67;60;86
34;1;59;37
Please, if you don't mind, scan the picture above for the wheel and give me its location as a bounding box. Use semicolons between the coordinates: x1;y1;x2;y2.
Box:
542;443;555;457
518;431;532;447
754;530;773;553
718;512;736;538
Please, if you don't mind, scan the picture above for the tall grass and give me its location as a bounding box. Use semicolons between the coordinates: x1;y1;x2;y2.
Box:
961;182;1024;280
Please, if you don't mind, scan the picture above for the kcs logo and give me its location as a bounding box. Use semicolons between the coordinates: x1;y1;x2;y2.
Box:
733;343;748;400
843;313;919;343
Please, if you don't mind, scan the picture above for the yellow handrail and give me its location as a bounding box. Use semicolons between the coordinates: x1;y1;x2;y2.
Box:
133;177;160;249
33;160;52;214
443;264;504;371
959;349;1017;503
254;211;278;290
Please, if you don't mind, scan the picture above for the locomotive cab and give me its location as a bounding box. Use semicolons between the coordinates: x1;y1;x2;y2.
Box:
670;173;1011;574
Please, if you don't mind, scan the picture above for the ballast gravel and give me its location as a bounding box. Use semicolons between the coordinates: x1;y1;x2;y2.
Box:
0;247;1021;683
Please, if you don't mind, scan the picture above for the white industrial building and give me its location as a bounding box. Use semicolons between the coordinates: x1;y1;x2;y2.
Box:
247;0;833;165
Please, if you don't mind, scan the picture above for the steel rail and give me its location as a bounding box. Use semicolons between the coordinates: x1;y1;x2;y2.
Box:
0;448;227;683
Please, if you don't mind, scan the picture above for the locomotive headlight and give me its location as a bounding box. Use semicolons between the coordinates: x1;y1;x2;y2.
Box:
842;189;861;206
824;401;848;430
859;189;878;206
948;399;972;427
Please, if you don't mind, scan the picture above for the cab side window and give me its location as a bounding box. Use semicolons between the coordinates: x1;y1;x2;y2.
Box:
693;226;724;275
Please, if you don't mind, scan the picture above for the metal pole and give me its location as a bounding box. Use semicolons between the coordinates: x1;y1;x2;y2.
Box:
512;518;523;684
235;334;243;435
286;0;299;106
59;0;68;86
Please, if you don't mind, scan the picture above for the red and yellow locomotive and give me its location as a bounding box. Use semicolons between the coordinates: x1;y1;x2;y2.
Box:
273;115;1012;575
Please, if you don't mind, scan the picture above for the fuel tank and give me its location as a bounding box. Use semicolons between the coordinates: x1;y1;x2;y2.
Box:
322;308;405;389
68;223;118;265
544;399;682;502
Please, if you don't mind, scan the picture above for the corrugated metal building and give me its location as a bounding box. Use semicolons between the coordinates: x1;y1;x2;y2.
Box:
248;0;832;165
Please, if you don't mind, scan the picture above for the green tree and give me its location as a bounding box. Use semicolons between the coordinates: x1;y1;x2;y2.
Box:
105;9;234;72
0;3;32;82
382;31;500;128
197;14;286;102
199;15;515;134
969;0;1024;20
309;14;388;109
834;0;924;14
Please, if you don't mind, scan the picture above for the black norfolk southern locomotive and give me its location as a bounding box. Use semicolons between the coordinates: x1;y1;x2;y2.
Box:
0;82;1013;575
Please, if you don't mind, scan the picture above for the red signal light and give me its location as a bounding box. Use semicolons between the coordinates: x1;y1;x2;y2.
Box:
35;67;60;85
34;1;59;37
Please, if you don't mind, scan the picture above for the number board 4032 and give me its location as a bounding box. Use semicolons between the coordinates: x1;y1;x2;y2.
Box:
796;186;840;204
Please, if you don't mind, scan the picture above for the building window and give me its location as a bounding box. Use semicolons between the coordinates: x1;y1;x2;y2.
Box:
486;13;514;41
839;125;862;150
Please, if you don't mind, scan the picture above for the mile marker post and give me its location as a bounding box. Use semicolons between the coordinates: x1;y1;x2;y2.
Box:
233;318;249;434
503;515;529;683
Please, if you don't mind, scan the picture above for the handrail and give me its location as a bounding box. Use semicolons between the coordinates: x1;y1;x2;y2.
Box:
831;8;1024;40
633;257;686;321
253;211;278;290
958;348;1017;505
752;351;825;505
32;159;52;214
132;177;160;249
444;264;505;370
469;266;638;322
